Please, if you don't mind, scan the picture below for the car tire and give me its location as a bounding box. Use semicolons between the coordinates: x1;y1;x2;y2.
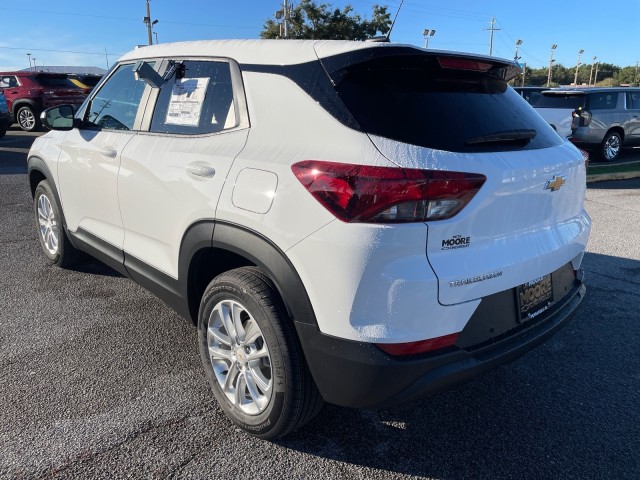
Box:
600;131;622;162
34;180;82;267
198;267;323;439
16;105;41;132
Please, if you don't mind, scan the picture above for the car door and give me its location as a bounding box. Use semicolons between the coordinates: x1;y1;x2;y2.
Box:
57;62;151;254
625;92;640;142
117;58;249;279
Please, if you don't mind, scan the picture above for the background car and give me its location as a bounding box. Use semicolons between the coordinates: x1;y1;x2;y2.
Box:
0;72;87;131
531;89;586;139
569;88;640;161
0;90;9;138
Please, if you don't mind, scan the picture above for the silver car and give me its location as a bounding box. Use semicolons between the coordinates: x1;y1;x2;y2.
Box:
537;87;640;161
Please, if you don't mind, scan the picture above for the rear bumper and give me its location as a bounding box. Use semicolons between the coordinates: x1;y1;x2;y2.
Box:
297;271;586;409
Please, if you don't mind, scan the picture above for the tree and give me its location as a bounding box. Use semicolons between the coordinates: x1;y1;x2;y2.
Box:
261;0;391;40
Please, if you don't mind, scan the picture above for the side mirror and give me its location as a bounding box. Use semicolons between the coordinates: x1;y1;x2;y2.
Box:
41;105;78;131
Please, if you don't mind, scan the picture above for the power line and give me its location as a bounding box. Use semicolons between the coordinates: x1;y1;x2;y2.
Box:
0;46;123;57
0;6;257;29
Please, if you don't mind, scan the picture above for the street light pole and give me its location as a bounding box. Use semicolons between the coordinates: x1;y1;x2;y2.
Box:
547;44;557;87
573;49;584;86
589;56;597;86
423;29;435;48
27;53;32;71
143;0;156;45
594;62;599;85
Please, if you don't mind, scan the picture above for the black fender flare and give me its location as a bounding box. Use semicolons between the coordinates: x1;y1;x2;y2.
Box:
179;220;318;328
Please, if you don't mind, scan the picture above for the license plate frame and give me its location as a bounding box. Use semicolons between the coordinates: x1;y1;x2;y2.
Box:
517;274;554;323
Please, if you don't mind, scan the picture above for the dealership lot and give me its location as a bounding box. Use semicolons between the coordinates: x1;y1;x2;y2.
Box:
1;128;639;479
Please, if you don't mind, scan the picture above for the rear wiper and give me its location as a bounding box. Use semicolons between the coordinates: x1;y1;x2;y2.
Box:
466;129;537;146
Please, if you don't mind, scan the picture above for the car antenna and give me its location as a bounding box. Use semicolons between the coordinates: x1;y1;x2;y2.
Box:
385;0;404;41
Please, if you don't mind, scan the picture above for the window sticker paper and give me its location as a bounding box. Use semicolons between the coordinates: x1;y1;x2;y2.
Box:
165;77;210;126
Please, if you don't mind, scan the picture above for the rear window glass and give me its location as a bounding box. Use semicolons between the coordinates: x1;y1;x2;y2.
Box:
586;92;618;110
332;55;561;152
535;93;586;109
32;75;77;88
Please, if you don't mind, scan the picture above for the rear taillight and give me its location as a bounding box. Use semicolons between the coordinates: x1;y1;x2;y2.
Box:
572;108;591;129
291;161;485;223
437;57;493;72
376;333;459;356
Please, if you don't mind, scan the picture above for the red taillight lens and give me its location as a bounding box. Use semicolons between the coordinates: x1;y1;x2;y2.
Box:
291;161;485;223
376;333;459;356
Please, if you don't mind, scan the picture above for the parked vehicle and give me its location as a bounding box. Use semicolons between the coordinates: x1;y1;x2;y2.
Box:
28;40;590;439
513;86;548;106
0;72;87;131
532;89;586;139
0;90;9;138
569;88;640;161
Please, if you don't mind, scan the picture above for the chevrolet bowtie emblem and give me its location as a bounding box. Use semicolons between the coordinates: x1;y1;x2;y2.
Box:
544;175;566;192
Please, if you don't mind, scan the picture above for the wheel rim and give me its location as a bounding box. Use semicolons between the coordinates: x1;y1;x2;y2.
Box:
207;300;273;415
604;135;620;160
18;108;35;130
37;193;59;256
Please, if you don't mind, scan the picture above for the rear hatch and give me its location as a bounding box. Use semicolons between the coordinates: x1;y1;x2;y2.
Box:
316;45;590;306
33;74;87;105
533;90;586;138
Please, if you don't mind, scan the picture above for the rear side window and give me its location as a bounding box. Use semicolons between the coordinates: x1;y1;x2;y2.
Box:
586;92;618;110
0;76;18;88
534;93;586;109
33;75;77;88
332;54;561;152
86;63;150;131
150;60;236;135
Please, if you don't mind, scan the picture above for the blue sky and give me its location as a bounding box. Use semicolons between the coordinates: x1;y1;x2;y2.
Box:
0;0;638;71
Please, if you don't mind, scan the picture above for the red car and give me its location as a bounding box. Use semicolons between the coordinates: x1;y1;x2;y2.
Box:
0;72;87;131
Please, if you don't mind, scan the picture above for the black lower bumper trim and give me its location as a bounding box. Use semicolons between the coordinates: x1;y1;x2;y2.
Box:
296;274;586;409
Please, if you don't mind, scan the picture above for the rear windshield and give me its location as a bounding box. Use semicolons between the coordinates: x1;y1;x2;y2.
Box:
331;54;561;152
32;75;77;88
586;92;618;109
535;93;586;109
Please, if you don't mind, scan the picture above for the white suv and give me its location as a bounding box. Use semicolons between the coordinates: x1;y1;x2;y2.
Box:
28;40;591;439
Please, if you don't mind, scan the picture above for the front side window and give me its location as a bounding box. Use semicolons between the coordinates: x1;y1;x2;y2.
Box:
150;60;236;135
85;63;150;131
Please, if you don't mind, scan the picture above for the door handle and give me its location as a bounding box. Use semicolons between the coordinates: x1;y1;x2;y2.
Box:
98;147;117;158
187;164;216;178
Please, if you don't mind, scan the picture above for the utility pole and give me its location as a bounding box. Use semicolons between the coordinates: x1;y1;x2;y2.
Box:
573;49;584;86
283;0;290;39
547;44;557;87
143;0;154;45
588;56;597;86
635;61;639;87
105;47;110;69
484;15;500;55
522;62;526;87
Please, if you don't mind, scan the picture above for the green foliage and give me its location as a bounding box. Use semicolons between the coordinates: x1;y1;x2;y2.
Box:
261;0;391;40
523;61;639;87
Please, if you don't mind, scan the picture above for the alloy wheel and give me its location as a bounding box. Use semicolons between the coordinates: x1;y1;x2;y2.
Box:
206;299;273;415
37;194;59;256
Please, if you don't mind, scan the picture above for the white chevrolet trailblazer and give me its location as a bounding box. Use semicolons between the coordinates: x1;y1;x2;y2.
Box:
28;40;590;439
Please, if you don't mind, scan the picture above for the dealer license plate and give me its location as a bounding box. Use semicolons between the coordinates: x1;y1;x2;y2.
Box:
517;274;553;322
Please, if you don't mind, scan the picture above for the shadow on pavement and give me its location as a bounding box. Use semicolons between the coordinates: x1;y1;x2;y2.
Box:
276;251;640;479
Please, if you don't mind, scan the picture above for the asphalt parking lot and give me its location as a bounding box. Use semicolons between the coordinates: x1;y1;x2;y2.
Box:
1;127;639;479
